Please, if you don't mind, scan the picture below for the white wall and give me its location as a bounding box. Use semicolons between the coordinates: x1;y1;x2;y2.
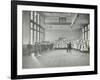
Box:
22;11;30;44
0;0;99;80
45;29;82;41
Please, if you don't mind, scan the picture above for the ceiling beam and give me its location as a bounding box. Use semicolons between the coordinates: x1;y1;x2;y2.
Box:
70;14;78;26
44;22;71;25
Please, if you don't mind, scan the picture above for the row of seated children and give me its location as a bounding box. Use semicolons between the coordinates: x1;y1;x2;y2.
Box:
53;39;71;49
72;40;89;52
53;39;89;52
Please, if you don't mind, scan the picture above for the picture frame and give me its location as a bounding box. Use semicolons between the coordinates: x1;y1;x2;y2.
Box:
11;0;97;79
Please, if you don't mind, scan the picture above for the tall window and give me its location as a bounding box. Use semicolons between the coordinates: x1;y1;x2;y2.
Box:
30;11;34;44
30;11;45;45
85;26;88;40
82;28;85;40
82;24;90;40
88;25;90;40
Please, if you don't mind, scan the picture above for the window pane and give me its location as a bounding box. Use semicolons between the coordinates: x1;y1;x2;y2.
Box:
34;31;36;43
37;13;40;24
30;11;33;20
37;32;40;42
34;24;36;30
34;12;37;22
85;26;87;31
30;30;33;44
59;17;66;23
30;23;33;29
85;32;87;40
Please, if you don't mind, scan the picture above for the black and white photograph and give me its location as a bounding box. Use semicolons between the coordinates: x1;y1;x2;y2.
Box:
22;11;90;69
11;1;97;79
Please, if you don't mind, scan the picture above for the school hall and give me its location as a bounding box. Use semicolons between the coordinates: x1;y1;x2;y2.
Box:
22;11;90;68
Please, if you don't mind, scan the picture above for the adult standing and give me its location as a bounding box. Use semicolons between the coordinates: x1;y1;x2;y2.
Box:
68;42;72;52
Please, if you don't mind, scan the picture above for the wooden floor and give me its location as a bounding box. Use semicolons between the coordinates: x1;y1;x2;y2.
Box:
22;49;89;69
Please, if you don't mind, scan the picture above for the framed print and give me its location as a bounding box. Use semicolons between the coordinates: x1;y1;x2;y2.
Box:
11;0;98;79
